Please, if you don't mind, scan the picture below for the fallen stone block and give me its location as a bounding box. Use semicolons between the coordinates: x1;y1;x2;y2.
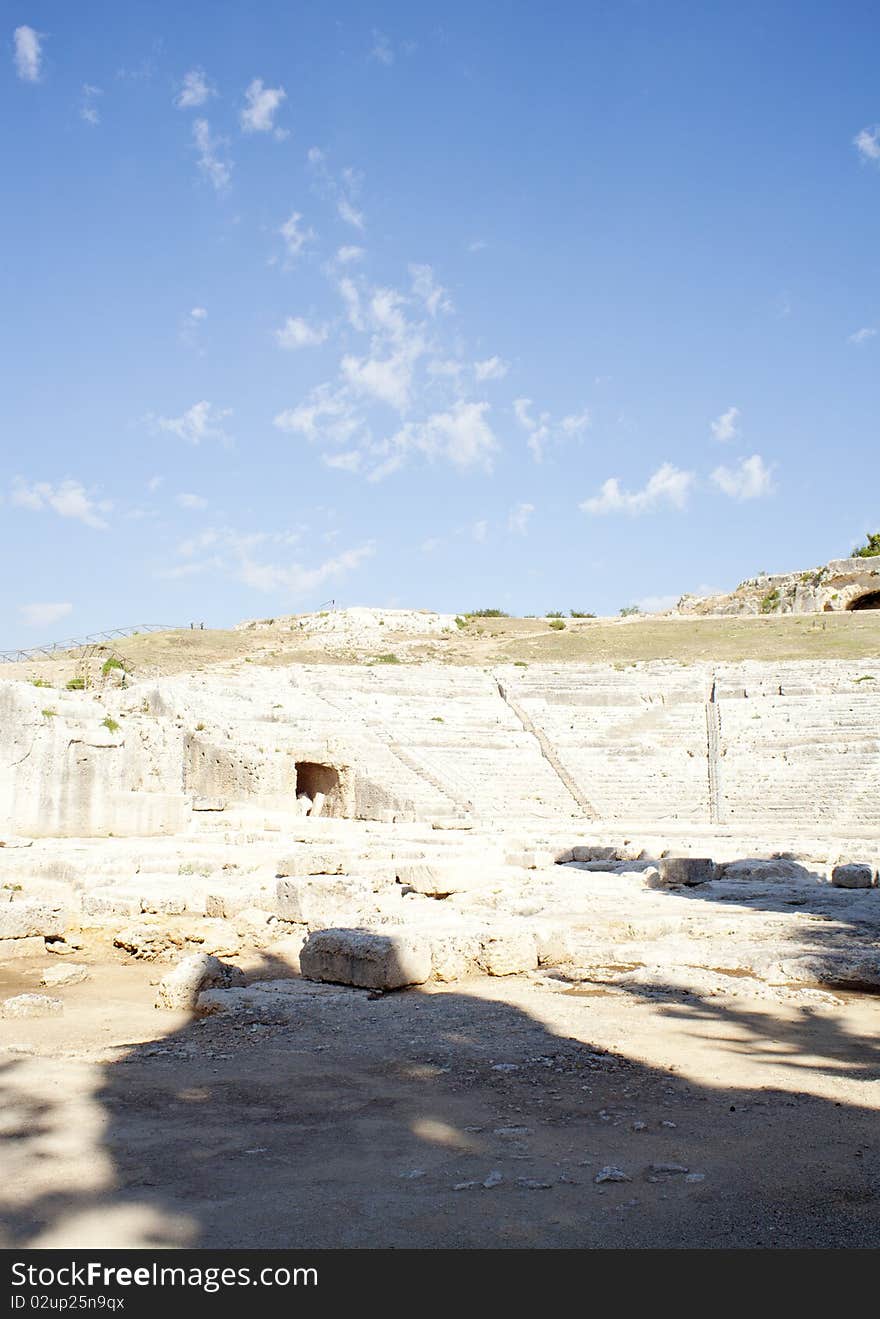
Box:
41;963;90;988
113;923;185;961
2;993;63;1019
534;924;577;967
716;859;813;882
831;863;875;889
140;894;188;916
155;952;245;1010
192;797;226;812
300;928;432;990
0;901;67;941
657;858;715;887
479;931;539;977
81;890;142;918
429;932;483;982
276;851;353;878
0;935;46;961
396;862;460;897
768;954;880;991
275;875;373;925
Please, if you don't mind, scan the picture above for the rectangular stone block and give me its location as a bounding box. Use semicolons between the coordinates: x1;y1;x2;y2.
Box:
300;928;432;989
0;902;66;940
275;875;372;925
81;890;142;918
831;863;875;889
658;857;715;887
0;935;45;960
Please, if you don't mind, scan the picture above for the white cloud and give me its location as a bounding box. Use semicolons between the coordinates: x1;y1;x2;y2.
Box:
19;601;73;629
279;211;314;262
175;493;208;510
237;541;375;594
274;385;360;446
378;400;498;478
274;316;328;350
342;351;413;412
711;405;740;443
176;68;214;109
467;239;488;253
580;463;695;515
471;519;489;543
179;306;207;347
337;276;364;329
711;453;775;501
12;478;111;529
854;126;880;162
322;450;362;473
848;326;877;345
157;401;232;446
193;119;231;191
370;31;394;65
559;409;591;437
147;476;163;492
336;245;364;264
240;78;287;135
13;26;42;82
409;263;452;316
80;84;102;125
474;356;509;382
338;197;365;230
508;502;534;535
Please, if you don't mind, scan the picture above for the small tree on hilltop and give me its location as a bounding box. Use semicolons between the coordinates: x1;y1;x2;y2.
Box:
852;532;880;559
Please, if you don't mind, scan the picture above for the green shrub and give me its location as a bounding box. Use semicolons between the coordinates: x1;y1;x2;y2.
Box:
41;707;57;719
101;716;121;733
66;676;87;691
759;588;781;614
852;532;880;558
545;610;565;619
569;610;595;618
466;608;509;618
101;657;125;676
375;653;400;664
431;716;444;723
31;677;52;688
514;661;527;667
548;618;566;631
619;605;641;617
195;722;206;731
454;616;468;629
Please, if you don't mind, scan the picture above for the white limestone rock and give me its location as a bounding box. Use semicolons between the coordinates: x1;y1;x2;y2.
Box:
275;875;372;926
479;931;539;976
0;935;46;960
155;952;245;1010
2;993;63;1018
41;963;90;987
831;863;875;889
0;901;67;941
657;857;715;887
299;928;432;990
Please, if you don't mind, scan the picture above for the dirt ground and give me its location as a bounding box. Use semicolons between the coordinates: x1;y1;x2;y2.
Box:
2;943;878;1249
4;611;880;685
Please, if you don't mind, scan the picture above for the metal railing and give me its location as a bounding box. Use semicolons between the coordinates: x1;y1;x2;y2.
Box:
0;623;179;664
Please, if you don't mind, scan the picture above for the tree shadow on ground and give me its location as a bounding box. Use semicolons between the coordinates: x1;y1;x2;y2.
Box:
2;943;879;1250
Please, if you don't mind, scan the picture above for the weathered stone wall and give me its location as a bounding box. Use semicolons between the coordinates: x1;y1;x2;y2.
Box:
677;557;880;615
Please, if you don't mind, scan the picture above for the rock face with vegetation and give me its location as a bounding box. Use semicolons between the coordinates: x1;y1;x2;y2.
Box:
677;555;880;616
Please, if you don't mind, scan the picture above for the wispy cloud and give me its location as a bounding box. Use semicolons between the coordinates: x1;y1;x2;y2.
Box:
410;264;452;316
336;245;364;265
580;463;695;515
711;453;775;500
80;84;102;125
19;601;73;629
508;502;534;535
279;210;315;263
308;150;365;230
710;405;740;443
514;397;590;462
474;356;509;382
175;67;214;109
157;401;232;446
854;125;880;162
11;478;111;530
370;30;394;66
167;526;375;596
193;119;231;191
848;326;877;345
179;305;208;349
240;78;287;136
175;493;208;510
275;316;328;349
13;26;42;83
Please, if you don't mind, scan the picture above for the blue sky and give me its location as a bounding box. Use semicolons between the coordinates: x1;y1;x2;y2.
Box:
3;1;879;644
